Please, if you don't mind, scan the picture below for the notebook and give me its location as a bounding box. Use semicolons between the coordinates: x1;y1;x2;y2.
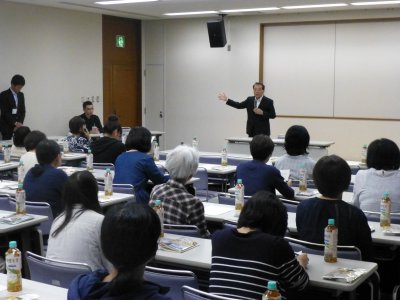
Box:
323;268;367;283
0;214;34;225
159;237;198;253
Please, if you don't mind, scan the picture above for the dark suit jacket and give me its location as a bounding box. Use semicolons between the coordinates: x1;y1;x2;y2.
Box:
226;96;276;137
0;88;26;139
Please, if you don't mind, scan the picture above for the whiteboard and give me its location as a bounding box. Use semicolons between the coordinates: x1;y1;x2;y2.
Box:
263;20;400;119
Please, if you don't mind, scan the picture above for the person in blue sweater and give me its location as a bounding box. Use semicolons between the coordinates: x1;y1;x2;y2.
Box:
114;127;167;204
23;139;68;218
236;134;294;199
68;202;171;300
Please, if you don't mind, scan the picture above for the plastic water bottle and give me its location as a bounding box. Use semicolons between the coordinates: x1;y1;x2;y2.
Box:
6;241;22;292
262;281;281;300
192;137;199;151
221;148;228;167
153;142;160;161
361;144;368;164
16;184;26;215
17;160;25;184
298;164;307;192
324;218;338;263
63;139;69;153
3;145;11;163
153;200;164;237
380;192;391;228
104;168;113;196
234;179;245;217
86;149;93;171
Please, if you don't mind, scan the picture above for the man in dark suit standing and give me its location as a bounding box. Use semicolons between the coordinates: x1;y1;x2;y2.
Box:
0;75;26;140
218;82;276;137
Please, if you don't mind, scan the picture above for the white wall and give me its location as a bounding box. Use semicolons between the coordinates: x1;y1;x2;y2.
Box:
0;2;102;136
143;9;400;160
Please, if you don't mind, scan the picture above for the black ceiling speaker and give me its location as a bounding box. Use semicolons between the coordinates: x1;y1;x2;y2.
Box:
207;19;227;48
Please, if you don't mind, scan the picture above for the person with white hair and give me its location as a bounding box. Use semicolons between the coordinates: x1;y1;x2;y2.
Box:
149;145;210;237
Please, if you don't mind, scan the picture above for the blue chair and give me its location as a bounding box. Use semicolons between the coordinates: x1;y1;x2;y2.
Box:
393;284;400;300
163;224;201;238
194;168;218;202
363;211;400;224
222;221;236;230
281;198;299;213
98;182;135;195
182;286;238;300
81;162;114;170
0;194;14;211
26;251;92;288
199;156;220;164
145;266;198;300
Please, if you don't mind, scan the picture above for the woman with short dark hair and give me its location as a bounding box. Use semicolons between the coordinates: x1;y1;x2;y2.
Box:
68;202;171;300
296;155;374;261
114;127;167;204
20;130;47;173
353;138;400;212
275;125;315;180
66;116;91;153
47;171;110;271
210;191;309;300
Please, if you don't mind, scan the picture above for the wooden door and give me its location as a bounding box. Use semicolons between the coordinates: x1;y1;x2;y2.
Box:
103;15;141;127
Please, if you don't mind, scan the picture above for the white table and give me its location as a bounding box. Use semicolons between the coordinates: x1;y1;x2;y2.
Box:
0;273;67;299
59;166;114;181
155;234;377;293
98;192;134;208
0;161;19;171
0;211;48;234
225;137;334;160
62;153;87;161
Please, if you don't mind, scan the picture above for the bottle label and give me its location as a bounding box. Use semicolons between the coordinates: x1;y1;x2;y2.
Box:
86;155;93;170
324;228;337;258
234;184;244;215
262;294;281;300
16;191;26;214
104;175;113;196
380;200;391;227
18;166;25;183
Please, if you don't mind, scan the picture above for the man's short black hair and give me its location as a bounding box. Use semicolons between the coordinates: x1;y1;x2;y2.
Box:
250;134;274;161
11;75;25;86
24;131;47;151
366;138;400;171
36;140;61;165
252;82;265;90
284;125;310;156
69;116;85;134
125;127;151;153
13;126;31;147
82;101;93;109
313;155;351;199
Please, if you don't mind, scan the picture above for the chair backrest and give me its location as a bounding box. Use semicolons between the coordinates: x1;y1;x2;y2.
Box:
81;162;115;170
9;199;54;236
281;198;299;213
98;182;135;195
225;157;248;167
284;237;362;260
193;168;208;191
144;267;198;300
199;156;220;165
26;251;92;288
222;221;237;230
217;193;251;206
0;194;14;211
182;286;238;300
363;211;400;225
163;224;201;238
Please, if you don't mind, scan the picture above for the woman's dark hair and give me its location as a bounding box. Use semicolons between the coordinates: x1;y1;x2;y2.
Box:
313;155;351;198
101;202;161;295
284;125;310;156
69;116;85;134
31;140;61;177
103;117;122;135
13;126;31;147
250;135;274;161
51;171;101;237
366;138;400;171
24;131;47;151
125;127;151;152
237;191;288;237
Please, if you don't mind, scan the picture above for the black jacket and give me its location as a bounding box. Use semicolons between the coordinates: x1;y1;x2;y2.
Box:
91;136;126;164
0;88;26;139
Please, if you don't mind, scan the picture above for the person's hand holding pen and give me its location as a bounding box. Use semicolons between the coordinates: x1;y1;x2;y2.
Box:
296;251;309;269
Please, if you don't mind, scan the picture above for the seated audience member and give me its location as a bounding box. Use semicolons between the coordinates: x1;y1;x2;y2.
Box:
210;191;309;299
23;140;68;218
150;145;209;237
20;130;47;173
68;202;171;300
296;155;373;261
47;171;111;271
353;138;400;212
11;126;30;157
275;125;315;180
80;100;103;133
67;116;91;153
236;134;294;199
114;127;167;204
91;115;126;164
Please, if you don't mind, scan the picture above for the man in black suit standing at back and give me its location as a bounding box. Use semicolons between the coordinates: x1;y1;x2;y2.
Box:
0;75;26;140
218;82;276;137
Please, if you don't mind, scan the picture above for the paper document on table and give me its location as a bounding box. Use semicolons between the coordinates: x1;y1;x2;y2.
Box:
382;225;400;236
203;204;234;216
0;214;34;225
296;190;319;197
0;182;18;189
323;268;367;283
159;237;198;253
280;169;290;181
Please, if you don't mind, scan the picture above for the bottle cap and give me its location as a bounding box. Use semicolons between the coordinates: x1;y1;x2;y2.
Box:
155;199;162;206
383;192;389;197
363;144;368;147
88;149;92;153
328;219;335;225
267;281;277;290
237;179;242;184
106;168;110;172
18;183;23;189
9;241;17;249
19;160;23;164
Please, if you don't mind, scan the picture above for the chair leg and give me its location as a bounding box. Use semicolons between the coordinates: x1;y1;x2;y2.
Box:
393;285;400;300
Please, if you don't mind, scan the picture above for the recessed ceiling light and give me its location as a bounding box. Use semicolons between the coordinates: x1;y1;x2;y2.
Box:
164;11;218;16
220;7;280;13
351;1;400;5
96;0;157;5
282;3;348;9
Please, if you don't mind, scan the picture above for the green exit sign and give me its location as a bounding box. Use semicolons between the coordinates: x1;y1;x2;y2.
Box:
115;35;125;48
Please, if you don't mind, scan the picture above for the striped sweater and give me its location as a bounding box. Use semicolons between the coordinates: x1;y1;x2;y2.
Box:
210;228;308;300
